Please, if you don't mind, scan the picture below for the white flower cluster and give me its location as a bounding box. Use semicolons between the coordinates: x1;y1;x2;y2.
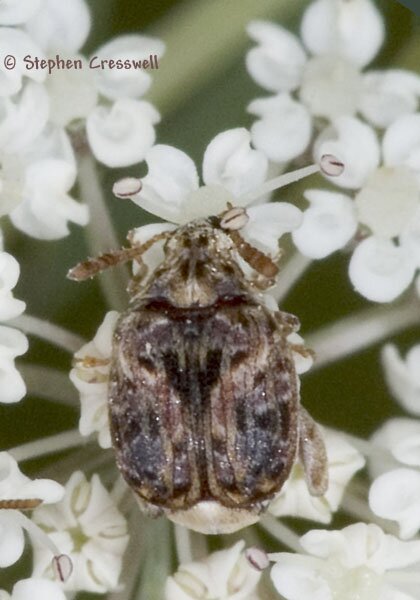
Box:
123;127;303;258
0;451;65;598
367;343;420;540
271;522;420;600
246;0;420;303
0;451;129;596
32;471;129;593
0;250;27;403
0;0;164;240
165;541;262;600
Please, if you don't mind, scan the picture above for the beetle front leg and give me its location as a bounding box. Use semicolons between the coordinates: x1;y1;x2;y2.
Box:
298;406;328;496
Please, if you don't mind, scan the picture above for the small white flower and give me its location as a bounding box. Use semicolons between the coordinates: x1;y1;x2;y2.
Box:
292;189;358;259
165;541;261;600
271;522;420;600
0;452;64;567
0;249;27;404
245;0;418;164
0;0;42;26
0;28;46;97
0;326;27;404
369;417;420;479
23;1;164;167
25;0;91;54
32;471;129;593
369;468;420;540
369;418;420;539
9;136;89;239
0;83;49;154
247;94;312;164
86;98;160;168
92;34;165;100
0;578;66;600
70;311;120;449
128;128;302;258
269;429;365;523
381;344;420;415
294;114;420;302
0;252;26;321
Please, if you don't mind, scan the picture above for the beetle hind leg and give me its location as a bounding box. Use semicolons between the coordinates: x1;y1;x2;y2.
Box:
298;406;328;496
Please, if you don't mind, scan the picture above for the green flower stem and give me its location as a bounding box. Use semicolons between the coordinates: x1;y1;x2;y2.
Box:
9;428;87;462
77;152;128;312
10;314;86;353
20;365;76;406
307;295;420;371
259;514;302;553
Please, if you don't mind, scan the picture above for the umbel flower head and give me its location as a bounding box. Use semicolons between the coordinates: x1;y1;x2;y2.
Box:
245;0;420;164
291;114;420;303
0;0;164;240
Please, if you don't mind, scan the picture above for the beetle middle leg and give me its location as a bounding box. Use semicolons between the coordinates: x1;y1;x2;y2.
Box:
298;406;328;496
72;356;110;369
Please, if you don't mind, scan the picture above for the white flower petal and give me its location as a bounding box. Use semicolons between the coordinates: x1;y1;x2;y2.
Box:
271;554;332;600
301;0;384;67
0;28;46;96
349;237;416;302
25;0;90;53
292;189;357;258
0;83;49;153
360;70;420;129
369;469;420;540
0;327;27;403
11;158;88;240
24;125;76;167
314;117;380;189
300;56;362;120
12;579;66;600
166;541;261;600
355;167;419;239
0;513;25;567
0;326;27;358
401;206;420;268
130;222;177;275
381;345;420;415
93;34;165;100
369;418;420;480
248;94;312;163
86;99;159;168
46;63;98;127
32;472;129;593
269;429;364;523
132;144;199;222
242;202;302;257
202;128;268;199
383;113;420;172
0;0;41;25
0;252;25;320
246;20;306;92
70;311;119;448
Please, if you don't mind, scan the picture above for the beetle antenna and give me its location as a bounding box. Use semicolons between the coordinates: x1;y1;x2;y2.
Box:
228;230;279;279
67;231;172;281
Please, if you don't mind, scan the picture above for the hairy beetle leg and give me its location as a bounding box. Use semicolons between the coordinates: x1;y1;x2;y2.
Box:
298;406;328;497
72;355;110;369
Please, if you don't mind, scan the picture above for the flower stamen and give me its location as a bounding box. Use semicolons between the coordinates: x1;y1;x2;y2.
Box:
238;154;344;205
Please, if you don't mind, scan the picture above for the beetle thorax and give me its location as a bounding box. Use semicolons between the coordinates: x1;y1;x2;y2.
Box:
143;220;248;308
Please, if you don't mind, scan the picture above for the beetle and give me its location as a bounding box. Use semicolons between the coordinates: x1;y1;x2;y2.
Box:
68;205;328;534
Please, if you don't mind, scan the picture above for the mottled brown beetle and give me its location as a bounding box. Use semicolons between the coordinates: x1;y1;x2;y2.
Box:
68;205;328;534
